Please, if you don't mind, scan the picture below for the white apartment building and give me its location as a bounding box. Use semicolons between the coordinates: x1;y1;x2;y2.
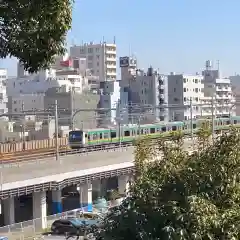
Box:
7;65;88;115
70;41;117;81
0;69;8;115
201;78;235;117
98;81;128;126
202;61;235;117
167;73;204;121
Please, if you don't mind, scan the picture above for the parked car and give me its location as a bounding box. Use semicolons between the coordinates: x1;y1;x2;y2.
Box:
51;218;86;235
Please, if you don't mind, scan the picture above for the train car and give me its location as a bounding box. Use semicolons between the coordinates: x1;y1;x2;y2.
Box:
68;117;240;149
68;121;186;149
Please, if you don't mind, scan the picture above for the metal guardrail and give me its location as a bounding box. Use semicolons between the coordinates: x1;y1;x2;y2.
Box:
0;199;124;240
0;146;135;199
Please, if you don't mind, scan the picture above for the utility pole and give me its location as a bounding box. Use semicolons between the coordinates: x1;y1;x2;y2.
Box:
21;102;26;151
70;88;74;130
55;100;59;161
211;95;215;144
190;98;194;148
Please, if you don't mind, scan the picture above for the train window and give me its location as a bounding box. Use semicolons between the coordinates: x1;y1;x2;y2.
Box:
137;130;140;135
92;133;98;140
104;133;109;139
234;120;237;124
141;129;144;134
85;134;88;138
172;126;177;131
193;123;197;129
150;128;155;134
111;131;116;138
99;133;103;139
88;135;91;141
157;128;160;132
162;127;166;132
226;120;230;125
124;130;130;136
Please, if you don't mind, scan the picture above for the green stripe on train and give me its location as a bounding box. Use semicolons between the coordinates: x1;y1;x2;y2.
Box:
86;124;240;145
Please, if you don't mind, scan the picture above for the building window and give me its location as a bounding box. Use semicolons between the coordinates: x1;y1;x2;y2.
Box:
80;48;85;54
88;56;93;61
195;88;198;92
183;78;186;83
97;62;99;66
184;88;186;92
88;48;93;53
174;88;176;92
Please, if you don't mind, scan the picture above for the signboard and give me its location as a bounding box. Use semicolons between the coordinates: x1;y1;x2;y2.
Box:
119;57;129;67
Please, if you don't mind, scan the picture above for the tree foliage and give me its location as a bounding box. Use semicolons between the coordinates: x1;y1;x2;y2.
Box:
0;0;73;73
95;126;240;239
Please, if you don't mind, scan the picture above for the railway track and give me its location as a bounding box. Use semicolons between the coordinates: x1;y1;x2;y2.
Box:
0;130;227;165
0;142;133;164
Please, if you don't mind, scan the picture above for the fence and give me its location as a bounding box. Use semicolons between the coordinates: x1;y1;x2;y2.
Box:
0;138;68;154
0;199;124;240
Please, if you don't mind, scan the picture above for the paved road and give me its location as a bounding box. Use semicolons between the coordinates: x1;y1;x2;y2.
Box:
0;140;193;185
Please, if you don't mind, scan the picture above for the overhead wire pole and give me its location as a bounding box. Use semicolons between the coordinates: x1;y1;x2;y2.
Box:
55;100;59;161
211;95;215;144
190;98;194;148
21;102;26;151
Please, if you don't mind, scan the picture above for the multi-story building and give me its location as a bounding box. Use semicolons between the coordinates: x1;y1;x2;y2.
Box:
98;81;128;126
229;74;240;115
70;41;117;81
0;68;8;115
202;60;235;117
119;56;168;123
167;73;204;121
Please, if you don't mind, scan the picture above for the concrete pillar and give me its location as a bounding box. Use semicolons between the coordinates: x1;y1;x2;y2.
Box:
118;175;130;196
101;179;108;197
33;191;47;230
52;190;62;214
3;197;15;225
92;180;101;200
80;183;92;212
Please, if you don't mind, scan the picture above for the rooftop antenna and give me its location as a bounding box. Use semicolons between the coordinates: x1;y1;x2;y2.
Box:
113;36;116;44
217;60;220;71
129;44;132;57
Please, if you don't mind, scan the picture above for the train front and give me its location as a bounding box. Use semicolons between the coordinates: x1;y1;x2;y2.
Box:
68;130;84;149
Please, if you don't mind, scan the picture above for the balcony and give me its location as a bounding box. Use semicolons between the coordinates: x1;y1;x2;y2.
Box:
216;94;232;100
216;87;231;92
106;57;116;62
106;64;116;69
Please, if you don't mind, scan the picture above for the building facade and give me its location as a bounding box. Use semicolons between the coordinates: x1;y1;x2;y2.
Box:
202;61;235;117
0;68;8;115
98;81;128;126
70;41;117;81
167;73;204;121
119;56;168;123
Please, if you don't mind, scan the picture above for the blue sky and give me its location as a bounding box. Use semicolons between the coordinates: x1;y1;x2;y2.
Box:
1;0;240;77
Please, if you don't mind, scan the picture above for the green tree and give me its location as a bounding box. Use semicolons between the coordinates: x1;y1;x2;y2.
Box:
95;127;240;239
0;0;73;73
